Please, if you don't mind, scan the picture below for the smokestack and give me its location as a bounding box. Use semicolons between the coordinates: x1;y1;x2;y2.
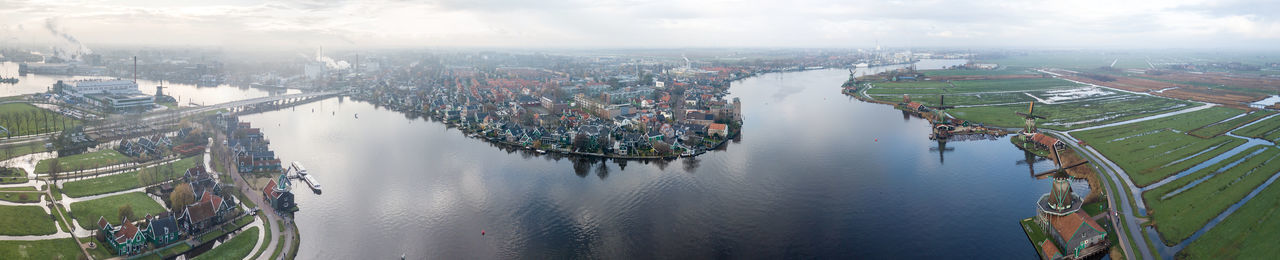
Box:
133;56;137;83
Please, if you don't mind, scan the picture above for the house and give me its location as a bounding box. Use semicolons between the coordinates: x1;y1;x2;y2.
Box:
708;123;728;137
1030;133;1065;150
177;200;217;235
1040;240;1063;260
98;216;149;255
262;173;295;212
1045;211;1108;259
148;213;182;247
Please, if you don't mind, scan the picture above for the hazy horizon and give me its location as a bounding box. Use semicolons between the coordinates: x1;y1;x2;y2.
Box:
2;0;1279;53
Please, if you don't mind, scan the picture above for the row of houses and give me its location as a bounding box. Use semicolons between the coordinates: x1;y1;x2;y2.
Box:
223;117;283;174
98;166;238;255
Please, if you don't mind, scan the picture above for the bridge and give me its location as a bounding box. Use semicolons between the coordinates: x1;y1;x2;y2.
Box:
1;90;346;145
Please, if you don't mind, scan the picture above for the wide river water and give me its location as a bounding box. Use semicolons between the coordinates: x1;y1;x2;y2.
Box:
235;68;1073;259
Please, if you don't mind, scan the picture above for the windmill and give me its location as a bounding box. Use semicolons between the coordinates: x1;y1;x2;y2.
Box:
1016;150;1048;176
927;95;956;125
929;138;955;164
1015;101;1046;134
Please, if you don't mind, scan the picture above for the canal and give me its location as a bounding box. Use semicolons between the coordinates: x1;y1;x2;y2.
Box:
238;68;1069;258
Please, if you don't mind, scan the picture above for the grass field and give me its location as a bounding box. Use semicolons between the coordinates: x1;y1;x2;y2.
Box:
1143;146;1280;245
0;238;84;259
0;190;42;203
920;66;1037;76
0;143;48;161
950;94;1192;130
0;205;57;235
69;192;167;230
35;149;131;173
1;167;28;184
194;226;259;260
0;103;81;136
1189;111;1278;138
61;156;200;198
866;78;1081;96
1231;114;1280;143
1072;107;1247;186
1021;218;1062;259
1178;174;1280;259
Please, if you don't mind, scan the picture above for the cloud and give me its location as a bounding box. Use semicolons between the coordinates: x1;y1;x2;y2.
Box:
0;0;1277;49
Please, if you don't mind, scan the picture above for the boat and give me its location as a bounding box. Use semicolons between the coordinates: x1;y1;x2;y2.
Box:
291;162;322;192
536;149;546;154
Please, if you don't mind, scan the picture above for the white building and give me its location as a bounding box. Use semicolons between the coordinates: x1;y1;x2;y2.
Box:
64;79;141;97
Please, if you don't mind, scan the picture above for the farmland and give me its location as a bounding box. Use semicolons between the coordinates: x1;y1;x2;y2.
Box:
1073;107;1247;186
1178;173;1280;259
1142;146;1280;245
949;94;1192;130
1232;114;1280;143
1188;111;1277;138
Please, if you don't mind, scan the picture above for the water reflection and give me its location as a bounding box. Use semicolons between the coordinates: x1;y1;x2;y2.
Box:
239;68;1056;259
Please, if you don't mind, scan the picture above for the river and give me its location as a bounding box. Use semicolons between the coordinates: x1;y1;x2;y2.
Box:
236;68;1070;258
0;62;296;105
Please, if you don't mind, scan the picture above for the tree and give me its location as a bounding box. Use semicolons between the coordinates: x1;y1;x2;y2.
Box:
47;157;61;185
653;141;672;155
573;133;589;152
118;204;135;223
170;183;195;208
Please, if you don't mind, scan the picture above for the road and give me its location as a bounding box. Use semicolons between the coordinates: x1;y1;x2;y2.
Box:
0;90;342;147
1050;130;1152;260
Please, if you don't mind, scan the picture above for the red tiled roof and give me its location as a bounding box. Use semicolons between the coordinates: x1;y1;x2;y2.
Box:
185;201;216;224
709;123;728;131
264;179;280;199
1032;133;1061;148
1040;240;1061;259
97;216;109;230
115;221;140;243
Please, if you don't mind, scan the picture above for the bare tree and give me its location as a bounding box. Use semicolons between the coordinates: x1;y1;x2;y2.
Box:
47;157;61;185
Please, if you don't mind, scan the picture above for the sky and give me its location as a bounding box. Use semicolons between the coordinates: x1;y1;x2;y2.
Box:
1;0;1278;51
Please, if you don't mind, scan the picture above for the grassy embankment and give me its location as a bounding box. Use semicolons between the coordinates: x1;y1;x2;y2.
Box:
1179;173;1280;259
0;103;81;136
69;192;167;230
194;226;260;260
34;149;130;173
60;155;200;198
1073;107;1247;187
1142;146;1280;245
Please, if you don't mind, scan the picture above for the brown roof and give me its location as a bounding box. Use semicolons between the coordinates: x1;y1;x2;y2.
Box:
185;201;216;224
97;216;109;230
708;123;727;131
1032;133;1061;148
1040;240;1061;259
115;221;140;243
1050;211;1103;245
264;179;280;199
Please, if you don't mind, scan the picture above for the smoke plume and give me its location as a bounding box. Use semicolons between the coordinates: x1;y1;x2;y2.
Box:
43;18;92;61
